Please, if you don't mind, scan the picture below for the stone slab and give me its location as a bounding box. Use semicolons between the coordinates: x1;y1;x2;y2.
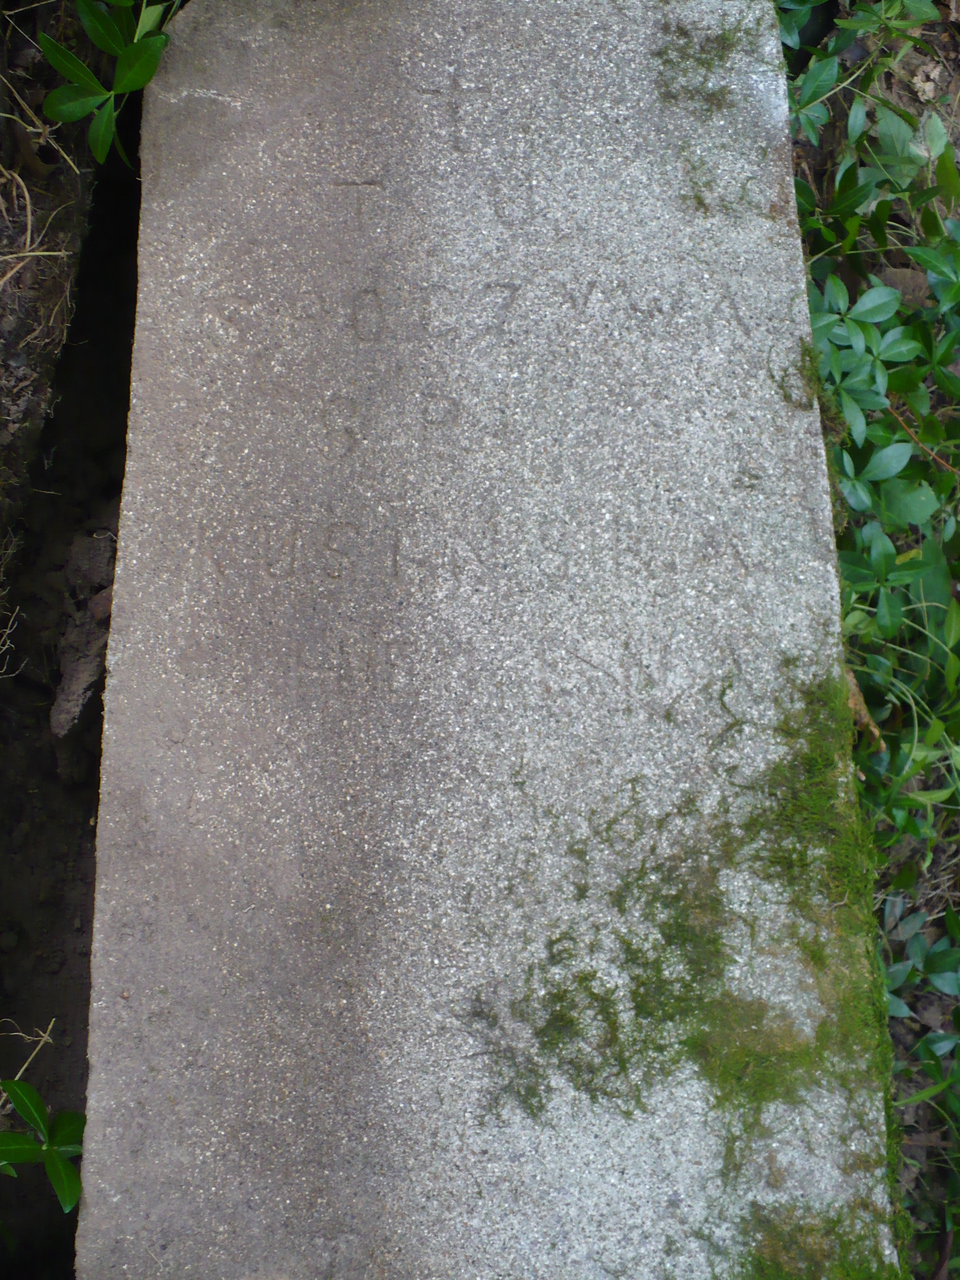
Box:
76;1;896;1276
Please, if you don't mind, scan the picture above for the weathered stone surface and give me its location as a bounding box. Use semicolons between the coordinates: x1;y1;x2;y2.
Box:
77;1;896;1276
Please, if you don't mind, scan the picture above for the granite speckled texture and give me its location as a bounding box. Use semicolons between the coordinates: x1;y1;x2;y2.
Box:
76;1;896;1276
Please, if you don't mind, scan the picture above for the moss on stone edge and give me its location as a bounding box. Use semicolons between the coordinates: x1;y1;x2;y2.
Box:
651;8;765;116
475;674;886;1115
470;672;901;1270
734;1201;903;1279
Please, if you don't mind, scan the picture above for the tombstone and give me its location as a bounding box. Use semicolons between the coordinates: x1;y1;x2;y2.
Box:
76;0;897;1276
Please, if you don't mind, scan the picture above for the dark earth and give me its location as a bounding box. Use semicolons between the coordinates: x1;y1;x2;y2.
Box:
0;13;139;1259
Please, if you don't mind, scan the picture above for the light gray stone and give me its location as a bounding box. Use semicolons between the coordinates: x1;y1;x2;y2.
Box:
76;1;896;1276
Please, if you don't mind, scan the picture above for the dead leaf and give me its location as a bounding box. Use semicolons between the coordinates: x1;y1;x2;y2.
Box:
846;668;886;750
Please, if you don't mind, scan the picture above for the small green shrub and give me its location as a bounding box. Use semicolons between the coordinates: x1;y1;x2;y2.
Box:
40;0;184;162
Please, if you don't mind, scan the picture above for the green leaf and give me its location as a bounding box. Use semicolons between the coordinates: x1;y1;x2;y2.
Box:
77;0;126;56
895;910;928;940
925;113;950;161
799;105;828;146
946;598;960;650
886;959;915;989
795;178;816;214
113;33;168;93
879;329;923;362
839;389;866;443
135;3;166;38
112;4;136;43
839;476;874;512
49;1111;85;1155
896;1075;959;1105
938;147;960;212
876;588;903;636
2;1080;49;1140
925;946;960;973
860;442;913;482
0;1131;44;1163
824;273;849;314
870;530;897;577
43;84;109;123
799;56;838;108
0;1162;16;1177
903;0;939;17
877;106;917;159
946;904;960;942
848;98;867;144
828;178;877;221
44;1148;81;1213
887;991;913;1017
948;650;960;692
88;97;117;164
931;970;960;996
869;199;892;250
905;245;959;280
37;33;106;94
848;286;901;323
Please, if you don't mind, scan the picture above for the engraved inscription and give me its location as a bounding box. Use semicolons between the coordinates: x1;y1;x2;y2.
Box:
479;282;521;334
332;176;385;231
322;393;360;458
416;66;488;154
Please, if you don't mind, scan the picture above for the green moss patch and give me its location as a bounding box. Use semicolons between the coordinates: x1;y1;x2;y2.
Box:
471;671;889;1140
736;1203;902;1280
651;11;764;115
